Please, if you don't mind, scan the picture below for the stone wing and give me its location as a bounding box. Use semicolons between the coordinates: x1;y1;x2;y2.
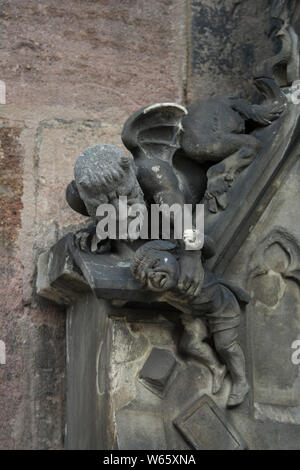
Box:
121;102;187;165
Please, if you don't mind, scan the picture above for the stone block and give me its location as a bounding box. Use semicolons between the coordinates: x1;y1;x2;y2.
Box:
174;395;247;450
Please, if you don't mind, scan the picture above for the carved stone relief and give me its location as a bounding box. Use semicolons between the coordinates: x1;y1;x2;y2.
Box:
248;228;300;422
37;0;300;450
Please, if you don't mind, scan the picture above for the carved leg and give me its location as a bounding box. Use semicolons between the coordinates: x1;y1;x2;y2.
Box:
205;134;262;212
180;316;226;394
213;328;249;407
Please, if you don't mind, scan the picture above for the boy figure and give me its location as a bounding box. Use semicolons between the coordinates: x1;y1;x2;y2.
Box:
131;240;250;407
66;144;146;251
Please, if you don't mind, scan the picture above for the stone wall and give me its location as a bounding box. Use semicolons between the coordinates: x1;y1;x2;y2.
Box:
188;0;274;102
0;0;272;449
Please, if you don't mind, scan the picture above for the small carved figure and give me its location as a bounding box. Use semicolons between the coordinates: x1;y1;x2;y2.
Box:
65;82;283;407
66;144;145;251
180;95;284;213
255;0;300;86
122;83;285;215
131;240;250;407
67;78;285;295
67;140;205;298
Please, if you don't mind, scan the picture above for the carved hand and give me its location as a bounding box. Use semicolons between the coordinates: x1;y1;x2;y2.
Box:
205;166;230;213
73;224;96;252
178;250;204;299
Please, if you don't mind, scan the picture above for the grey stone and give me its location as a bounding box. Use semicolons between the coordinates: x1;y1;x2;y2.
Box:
65;294;113;450
36;235;91;306
139;348;177;397
115;409;167;451
206;100;300;274
174;395;247;450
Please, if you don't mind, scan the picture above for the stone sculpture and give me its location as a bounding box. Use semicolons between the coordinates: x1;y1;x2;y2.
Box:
61;55;288;410
36;0;300;450
131;240;250;407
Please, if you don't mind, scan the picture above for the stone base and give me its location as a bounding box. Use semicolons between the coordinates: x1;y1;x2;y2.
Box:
38;235;300;450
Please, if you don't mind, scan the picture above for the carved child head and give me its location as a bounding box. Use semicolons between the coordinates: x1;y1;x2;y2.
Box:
131;241;179;292
74;144;145;218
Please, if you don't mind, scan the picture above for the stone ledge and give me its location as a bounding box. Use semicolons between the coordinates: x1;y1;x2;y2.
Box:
37;234;159;306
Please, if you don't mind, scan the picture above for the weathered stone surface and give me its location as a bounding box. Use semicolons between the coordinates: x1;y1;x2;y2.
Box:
174;395;247;450
139;348;178;397
35;117;128;228
206;99;300;273
225;156;300;429
0;121;24;249
60;273;236;449
66;294;113;450
36;245;90;306
39;236;300;449
188;1;274;103
0;251;66;449
0;0;186;113
0;255;24;449
0;0;186;451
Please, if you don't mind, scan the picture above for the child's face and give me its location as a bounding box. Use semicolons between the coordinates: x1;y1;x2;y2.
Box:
144;253;179;292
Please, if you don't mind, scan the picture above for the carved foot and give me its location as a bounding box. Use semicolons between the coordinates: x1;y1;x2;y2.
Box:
224;171;235;187
205;190;228;213
205;149;254;212
212;364;227;395
205;164;231;213
227;380;249;408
